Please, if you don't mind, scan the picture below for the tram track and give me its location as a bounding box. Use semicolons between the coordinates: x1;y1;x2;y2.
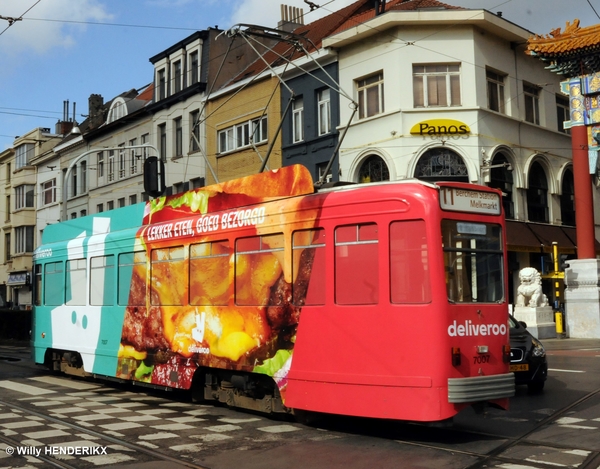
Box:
0;431;76;469
0;398;211;469
387;386;600;469
468;386;600;468
1;348;598;469
0;346;30;360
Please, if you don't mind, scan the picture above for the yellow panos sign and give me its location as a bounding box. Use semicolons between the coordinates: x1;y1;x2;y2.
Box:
410;119;470;135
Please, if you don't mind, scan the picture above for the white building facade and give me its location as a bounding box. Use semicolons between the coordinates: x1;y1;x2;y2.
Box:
325;8;584;301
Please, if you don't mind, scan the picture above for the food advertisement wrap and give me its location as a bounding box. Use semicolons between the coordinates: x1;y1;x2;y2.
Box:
116;165;322;402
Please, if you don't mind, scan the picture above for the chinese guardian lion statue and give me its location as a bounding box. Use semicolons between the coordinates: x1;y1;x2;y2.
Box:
516;267;548;308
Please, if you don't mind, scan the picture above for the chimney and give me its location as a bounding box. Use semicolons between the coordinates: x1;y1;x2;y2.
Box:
88;94;104;128
278;4;304;32
375;0;387;16
55;100;74;135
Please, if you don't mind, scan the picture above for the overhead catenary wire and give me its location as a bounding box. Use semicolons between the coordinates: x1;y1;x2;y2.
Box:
167;0;579;184
0;0;589;172
0;0;42;37
219;22;359;183
178;25;318;183
0;1;550;131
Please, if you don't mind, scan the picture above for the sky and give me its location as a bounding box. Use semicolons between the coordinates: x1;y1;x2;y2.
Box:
1;0;599;150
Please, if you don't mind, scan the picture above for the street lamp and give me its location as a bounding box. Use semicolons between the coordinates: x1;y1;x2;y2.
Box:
61;144;159;221
480;161;513;171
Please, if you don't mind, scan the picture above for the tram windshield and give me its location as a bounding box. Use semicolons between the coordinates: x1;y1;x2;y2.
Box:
442;220;504;303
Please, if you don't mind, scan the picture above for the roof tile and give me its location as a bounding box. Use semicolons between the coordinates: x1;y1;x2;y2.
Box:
527;19;600;56
228;0;463;85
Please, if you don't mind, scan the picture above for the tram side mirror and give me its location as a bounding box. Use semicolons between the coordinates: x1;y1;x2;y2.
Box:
144;156;166;198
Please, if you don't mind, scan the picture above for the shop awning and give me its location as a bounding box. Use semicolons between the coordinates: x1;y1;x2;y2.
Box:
527;223;577;254
559;226;600;252
506;221;545;252
7;272;29;286
506;221;596;254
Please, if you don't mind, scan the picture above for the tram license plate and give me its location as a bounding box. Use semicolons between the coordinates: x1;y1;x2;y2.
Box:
510;364;529;372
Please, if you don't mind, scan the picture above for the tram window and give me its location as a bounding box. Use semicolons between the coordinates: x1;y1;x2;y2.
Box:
90;255;115;306
66;259;86;306
190;240;231;306
44;261;64;306
442;220;504;303
151;246;187;306
292;228;326;305
235;233;284;306
335;223;379;305
390;220;431;303
34;264;42;306
118;251;147;306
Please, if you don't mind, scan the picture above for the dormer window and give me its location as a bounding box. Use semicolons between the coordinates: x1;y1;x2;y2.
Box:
173;60;182;93
189;50;199;85
107;98;128;123
157;68;166;100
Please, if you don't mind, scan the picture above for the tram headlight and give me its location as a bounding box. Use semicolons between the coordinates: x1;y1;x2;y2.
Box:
451;347;461;366
531;337;546;358
502;344;511;363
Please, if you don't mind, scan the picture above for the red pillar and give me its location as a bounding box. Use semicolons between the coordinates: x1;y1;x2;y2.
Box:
571;124;596;259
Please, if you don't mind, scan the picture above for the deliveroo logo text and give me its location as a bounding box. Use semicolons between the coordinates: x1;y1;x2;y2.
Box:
50;218;111;372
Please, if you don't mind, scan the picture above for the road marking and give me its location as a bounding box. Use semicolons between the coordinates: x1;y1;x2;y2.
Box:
167;416;204;423
0;380;56;395
50;440;103;448
560;424;597;429
555;417;586;424
190;433;232;442
0;421;44;429
110;402;148;408
548;368;585;373
524;458;567;467
566;450;593;456
257;424;301;433
81;453;135;466
555;418;599;429
170;443;204;452
219;417;261;424
29;376;99;390
204;424;242;432
48;406;90;414
138;432;179;441
23;429;71;439
91;407;128;414
71;414;115;422
151;423;196;431
98;422;143;431
121;414;161;422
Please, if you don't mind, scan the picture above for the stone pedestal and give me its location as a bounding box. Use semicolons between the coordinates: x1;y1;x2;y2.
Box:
513;306;556;339
564;259;600;338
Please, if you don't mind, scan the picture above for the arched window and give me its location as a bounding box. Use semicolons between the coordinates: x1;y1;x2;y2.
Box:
489;152;514;219
560;168;575;226
527;161;548;223
358;155;390;183
107;99;127;124
414;148;468;183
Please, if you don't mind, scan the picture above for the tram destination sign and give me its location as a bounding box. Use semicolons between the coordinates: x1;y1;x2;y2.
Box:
439;187;501;215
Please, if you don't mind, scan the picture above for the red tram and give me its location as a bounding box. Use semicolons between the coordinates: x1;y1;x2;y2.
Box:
32;165;514;422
